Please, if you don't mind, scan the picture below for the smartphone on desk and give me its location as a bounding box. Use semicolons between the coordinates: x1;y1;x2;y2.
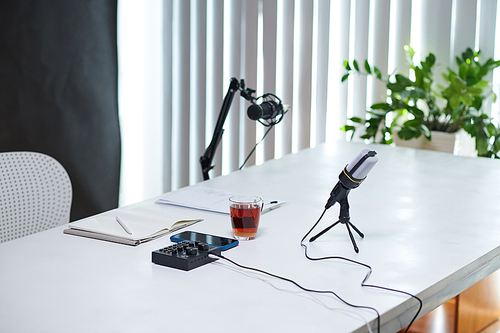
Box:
170;231;239;251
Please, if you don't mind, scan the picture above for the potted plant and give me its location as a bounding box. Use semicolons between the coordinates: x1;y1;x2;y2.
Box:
341;46;500;158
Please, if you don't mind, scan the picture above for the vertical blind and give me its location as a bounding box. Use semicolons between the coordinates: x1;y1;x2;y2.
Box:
117;0;500;206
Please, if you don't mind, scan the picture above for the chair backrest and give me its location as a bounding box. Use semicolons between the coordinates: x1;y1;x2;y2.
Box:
0;152;72;243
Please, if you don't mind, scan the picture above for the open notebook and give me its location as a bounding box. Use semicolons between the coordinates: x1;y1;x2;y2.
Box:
64;206;202;246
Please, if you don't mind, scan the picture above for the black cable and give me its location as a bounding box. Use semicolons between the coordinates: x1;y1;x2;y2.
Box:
301;208;423;333
239;103;289;170
238;90;289;170
210;207;422;332
239;125;275;170
212;252;381;331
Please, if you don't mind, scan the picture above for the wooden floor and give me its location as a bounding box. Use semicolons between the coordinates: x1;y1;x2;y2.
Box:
399;298;458;333
481;320;500;333
399;298;500;333
400;271;500;333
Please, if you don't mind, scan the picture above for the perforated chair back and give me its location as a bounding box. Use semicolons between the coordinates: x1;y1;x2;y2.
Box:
0;152;72;243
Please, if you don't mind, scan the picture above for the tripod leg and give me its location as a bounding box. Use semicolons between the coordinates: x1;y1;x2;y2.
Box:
348;222;364;238
309;221;341;242
345;223;359;253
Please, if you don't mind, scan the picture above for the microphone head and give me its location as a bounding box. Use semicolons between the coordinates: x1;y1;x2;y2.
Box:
340;148;378;188
247;101;283;121
347;148;378;179
247;104;263;120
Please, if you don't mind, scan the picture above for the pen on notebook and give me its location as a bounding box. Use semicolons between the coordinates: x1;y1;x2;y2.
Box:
116;216;132;235
264;201;284;212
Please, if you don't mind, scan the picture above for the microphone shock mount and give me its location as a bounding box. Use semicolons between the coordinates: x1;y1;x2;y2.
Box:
200;77;288;180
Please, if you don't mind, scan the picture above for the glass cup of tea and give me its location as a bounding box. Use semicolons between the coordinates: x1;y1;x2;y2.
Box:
229;195;262;240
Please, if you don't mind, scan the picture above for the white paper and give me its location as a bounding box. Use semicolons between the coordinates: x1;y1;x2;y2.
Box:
156;186;286;214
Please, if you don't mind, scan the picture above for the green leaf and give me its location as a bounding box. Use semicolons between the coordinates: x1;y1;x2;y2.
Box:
423;53;436;68
400;90;410;100
487;123;497;136
451;105;464;119
353;60;360;71
449;95;461;109
341;125;355;132
476;80;489;89
370;103;390;110
410;88;427;99
450;78;466;92
476;136;488;156
374;67;382;79
367;109;389;117
467;87;483;96
460;93;473;106
408;106;424;118
458;63;468;80
395;74;414;87
364;60;371;74
421;124;431;139
398;127;419;140
387;82;405;93
343;60;351;71
404;45;415;60
462;48;474;62
483;125;491;138
349;116;364;124
403;118;423;128
341;74;350;82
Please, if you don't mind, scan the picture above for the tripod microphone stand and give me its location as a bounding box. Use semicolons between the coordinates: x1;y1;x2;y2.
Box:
309;182;364;253
308;149;378;253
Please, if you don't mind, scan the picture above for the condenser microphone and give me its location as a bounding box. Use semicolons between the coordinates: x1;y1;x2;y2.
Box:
325;148;378;209
340;148;378;189
310;148;378;251
247;99;283;120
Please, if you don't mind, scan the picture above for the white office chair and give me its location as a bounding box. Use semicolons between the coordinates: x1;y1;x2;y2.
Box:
0;152;73;243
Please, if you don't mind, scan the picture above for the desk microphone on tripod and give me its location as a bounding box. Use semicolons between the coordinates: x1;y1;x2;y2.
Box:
311;148;378;253
325;148;378;209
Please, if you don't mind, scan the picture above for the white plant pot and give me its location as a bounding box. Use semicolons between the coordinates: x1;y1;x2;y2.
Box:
394;130;477;157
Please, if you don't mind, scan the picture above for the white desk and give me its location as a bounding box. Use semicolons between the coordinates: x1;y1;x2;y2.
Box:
1;141;500;333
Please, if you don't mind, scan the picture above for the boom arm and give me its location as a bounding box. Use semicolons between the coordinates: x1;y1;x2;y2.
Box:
200;78;240;180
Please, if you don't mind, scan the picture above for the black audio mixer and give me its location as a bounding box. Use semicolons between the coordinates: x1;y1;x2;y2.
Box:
152;240;221;271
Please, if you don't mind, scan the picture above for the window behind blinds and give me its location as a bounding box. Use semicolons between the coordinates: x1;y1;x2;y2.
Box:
118;0;500;206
